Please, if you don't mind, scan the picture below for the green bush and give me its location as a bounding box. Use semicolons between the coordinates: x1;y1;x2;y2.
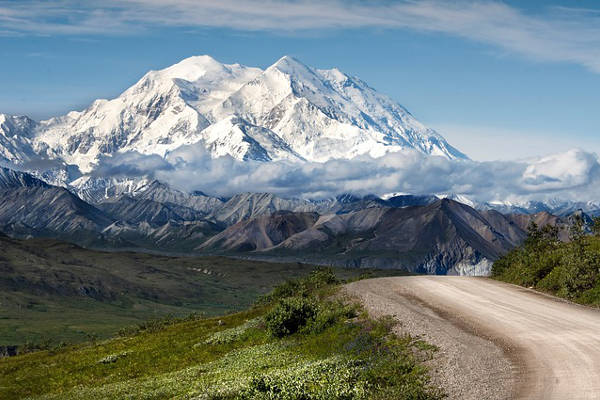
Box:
259;279;304;303
304;301;358;335
306;267;339;288
265;297;319;338
258;267;340;305
493;221;600;305
118;312;204;337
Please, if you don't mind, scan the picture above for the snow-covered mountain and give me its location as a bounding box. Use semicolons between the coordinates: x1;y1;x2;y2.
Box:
70;175;224;214
0;115;38;164
0;55;467;175
209;56;467;162
480;199;600;217
434;193;600;217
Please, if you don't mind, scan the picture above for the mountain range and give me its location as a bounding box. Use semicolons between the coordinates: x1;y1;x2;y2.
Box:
0;55;595;275
0;165;580;275
0;55;466;183
0;54;589;215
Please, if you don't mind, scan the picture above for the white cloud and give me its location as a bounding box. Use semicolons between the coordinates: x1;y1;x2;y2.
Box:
521;149;599;191
2;1;600;72
96;145;600;203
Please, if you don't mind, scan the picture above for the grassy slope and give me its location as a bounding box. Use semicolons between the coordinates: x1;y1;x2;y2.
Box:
492;226;600;306
0;273;444;400
0;235;392;346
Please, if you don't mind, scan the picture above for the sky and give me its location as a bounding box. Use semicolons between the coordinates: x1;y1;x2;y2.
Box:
0;0;599;162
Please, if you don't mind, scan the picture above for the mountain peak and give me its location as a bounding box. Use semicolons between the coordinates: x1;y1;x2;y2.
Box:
268;55;313;76
273;55;303;66
1;55;468;179
156;55;229;82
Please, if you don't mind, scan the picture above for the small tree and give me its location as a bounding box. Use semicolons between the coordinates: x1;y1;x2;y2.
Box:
525;221;559;250
569;215;586;242
524;221;541;247
592;216;600;237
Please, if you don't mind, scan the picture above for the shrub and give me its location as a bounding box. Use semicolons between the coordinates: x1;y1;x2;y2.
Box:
305;267;339;289
493;222;600;305
19;339;51;354
265;297;319;338
304;301;358;335
258;267;340;305
118;313;204;337
258;279;304;304
577;285;600;304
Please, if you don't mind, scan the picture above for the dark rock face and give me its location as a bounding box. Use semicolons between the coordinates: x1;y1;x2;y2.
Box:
0;169;223;250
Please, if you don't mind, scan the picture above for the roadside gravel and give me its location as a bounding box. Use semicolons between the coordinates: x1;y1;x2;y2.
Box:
344;277;515;400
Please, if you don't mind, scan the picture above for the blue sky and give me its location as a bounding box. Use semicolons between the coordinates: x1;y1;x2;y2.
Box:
1;0;599;161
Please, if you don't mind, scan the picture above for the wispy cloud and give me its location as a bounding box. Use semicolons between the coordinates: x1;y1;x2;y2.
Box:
2;1;600;72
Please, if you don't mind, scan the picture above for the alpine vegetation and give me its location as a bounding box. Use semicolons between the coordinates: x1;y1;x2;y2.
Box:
0;269;444;400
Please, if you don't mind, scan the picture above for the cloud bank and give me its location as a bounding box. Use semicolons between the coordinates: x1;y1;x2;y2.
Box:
2;1;600;73
94;145;600;203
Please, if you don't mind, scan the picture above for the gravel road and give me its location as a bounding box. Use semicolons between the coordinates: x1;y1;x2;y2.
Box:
345;276;600;400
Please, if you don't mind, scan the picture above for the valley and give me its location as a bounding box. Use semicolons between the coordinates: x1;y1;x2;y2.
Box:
0;233;391;346
0;271;444;400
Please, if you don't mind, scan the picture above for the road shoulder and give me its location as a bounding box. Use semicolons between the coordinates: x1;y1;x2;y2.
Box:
344;278;516;400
